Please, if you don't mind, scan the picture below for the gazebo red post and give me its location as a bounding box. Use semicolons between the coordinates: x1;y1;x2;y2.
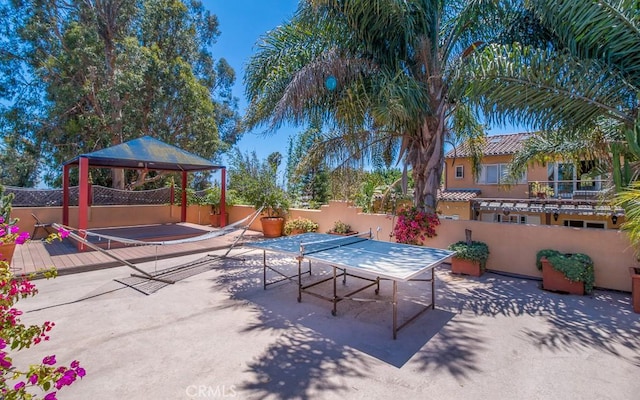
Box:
220;167;227;227
181;170;187;222
77;156;90;251
62;164;70;226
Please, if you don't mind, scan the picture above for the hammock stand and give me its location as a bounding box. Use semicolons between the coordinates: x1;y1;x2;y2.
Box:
52;207;263;286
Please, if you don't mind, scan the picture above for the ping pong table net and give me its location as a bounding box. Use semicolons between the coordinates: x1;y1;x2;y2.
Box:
299;231;372;256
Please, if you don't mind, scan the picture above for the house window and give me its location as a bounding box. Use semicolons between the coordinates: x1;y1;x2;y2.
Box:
455;165;464;179
495;213;525;224
477;164;527;185
563;220;605;229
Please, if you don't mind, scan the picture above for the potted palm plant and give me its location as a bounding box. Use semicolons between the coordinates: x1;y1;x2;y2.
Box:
536;249;594;295
203;186;238;227
203;186;224;227
253;188;290;237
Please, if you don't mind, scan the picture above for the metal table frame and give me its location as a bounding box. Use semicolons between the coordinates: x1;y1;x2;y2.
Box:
259;248;439;339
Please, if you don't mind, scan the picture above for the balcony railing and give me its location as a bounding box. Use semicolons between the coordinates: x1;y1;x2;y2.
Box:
528;180;608;200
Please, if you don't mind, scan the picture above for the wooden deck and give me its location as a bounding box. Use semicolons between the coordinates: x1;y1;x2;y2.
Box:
9;223;263;276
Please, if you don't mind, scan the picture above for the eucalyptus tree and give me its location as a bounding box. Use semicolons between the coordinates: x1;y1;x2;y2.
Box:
286;125;330;208
244;0;508;212
0;0;240;188
461;0;640;190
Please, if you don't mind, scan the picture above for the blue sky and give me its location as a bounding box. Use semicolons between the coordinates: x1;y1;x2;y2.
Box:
205;0;526;166
206;0;300;163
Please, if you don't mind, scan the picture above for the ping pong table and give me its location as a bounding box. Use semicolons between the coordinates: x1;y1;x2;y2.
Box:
246;231;455;339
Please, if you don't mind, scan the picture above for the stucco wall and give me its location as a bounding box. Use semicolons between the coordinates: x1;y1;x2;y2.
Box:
437;201;472;219
13;205;181;232
233;201;635;292
14;201;636;292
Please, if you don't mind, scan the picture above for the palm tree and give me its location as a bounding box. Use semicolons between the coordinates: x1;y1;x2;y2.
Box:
244;0;507;212
461;0;640;190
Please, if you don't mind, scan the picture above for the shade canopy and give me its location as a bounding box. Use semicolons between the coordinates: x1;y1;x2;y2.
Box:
62;135;227;233
63;136;223;172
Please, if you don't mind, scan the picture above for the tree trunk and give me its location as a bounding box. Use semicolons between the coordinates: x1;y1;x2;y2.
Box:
408;83;446;213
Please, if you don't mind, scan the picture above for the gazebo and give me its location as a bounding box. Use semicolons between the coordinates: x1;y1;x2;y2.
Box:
61;136;226;234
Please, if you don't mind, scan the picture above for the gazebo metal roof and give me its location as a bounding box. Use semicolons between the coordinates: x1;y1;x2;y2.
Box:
63;136;223;172
62;135;227;231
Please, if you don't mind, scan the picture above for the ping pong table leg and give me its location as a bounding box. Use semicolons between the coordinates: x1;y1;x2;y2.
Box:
431;268;435;309
331;266;338;316
297;257;302;302
392;280;398;340
263;251;267;290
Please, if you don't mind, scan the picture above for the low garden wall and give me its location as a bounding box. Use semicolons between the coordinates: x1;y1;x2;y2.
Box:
14;201;636;292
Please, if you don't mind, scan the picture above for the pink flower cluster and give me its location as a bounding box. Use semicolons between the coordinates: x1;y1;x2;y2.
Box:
0;259;85;398
392;207;440;245
0;216;30;245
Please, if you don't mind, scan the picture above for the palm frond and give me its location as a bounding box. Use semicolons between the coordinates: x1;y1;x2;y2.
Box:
613;180;640;252
506;126;614;181
528;0;640;88
462;43;636;130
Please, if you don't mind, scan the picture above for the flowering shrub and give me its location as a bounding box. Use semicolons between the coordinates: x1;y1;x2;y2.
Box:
0;216;30;246
0;187;29;246
0;271;84;398
392;207;440;245
0;215;82;398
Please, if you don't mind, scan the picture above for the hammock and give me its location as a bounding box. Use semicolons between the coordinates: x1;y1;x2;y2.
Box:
55;207;263;247
51;207;263;284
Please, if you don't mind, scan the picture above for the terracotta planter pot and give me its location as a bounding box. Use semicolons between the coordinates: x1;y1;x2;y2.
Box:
0;243;17;266
630;267;640;313
209;213;228;228
261;217;284;238
451;257;484;277
541;257;585;295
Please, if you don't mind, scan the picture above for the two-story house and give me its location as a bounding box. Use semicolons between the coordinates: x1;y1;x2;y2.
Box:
439;133;623;229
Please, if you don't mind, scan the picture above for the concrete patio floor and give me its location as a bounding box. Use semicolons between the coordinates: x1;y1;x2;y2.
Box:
13;246;640;400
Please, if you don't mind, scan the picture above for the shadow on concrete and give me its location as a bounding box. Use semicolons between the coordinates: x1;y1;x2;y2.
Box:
437;271;640;367
208;254;474;399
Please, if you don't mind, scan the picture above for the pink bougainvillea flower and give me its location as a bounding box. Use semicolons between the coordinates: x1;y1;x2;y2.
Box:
44;392;58;400
15;232;30;245
14;381;25;390
42;355;56;365
0;352;12;369
76;367;86;378
29;374;38;385
58;228;70;238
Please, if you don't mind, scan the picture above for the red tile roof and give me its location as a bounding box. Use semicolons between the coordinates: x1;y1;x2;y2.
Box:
438;189;481;202
445;133;531;158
